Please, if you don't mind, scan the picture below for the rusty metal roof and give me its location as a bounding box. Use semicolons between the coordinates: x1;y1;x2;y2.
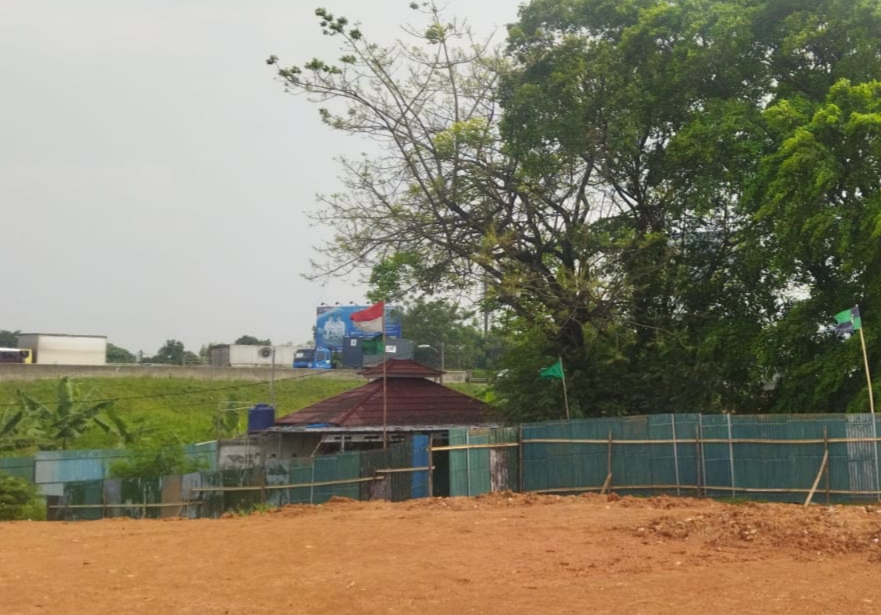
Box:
358;358;443;379
274;375;490;428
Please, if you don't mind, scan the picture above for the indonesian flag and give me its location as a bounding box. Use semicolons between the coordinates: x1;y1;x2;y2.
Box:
351;301;384;334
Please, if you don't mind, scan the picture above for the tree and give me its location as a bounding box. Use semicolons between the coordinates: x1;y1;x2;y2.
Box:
400;298;484;370
268;4;617;357
234;335;271;346
150;340;186;365
106;343;136;364
0;330;19;347
273;1;881;418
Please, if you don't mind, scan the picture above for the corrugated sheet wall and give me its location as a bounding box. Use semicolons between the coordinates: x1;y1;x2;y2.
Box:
518;413;881;503
0;456;35;482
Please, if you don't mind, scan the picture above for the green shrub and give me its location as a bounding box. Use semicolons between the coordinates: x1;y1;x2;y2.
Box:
0;473;45;521
108;442;207;479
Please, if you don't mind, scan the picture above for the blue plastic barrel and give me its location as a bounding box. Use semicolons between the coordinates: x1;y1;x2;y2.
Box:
247;404;276;433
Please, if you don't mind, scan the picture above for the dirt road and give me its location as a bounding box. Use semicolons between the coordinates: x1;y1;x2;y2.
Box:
2;493;881;614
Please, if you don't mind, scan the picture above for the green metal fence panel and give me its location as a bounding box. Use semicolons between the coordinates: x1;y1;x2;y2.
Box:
388;440;415;502
726;415;827;502
0;456;35;482
519;413;881;504
312;451;361;503
449;428;492;496
61;480;104;520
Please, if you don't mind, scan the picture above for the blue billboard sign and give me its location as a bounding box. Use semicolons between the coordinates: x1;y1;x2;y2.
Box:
315;305;403;351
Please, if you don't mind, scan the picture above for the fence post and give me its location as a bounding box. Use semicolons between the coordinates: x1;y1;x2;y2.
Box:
671;415;680;497
824;426;831;504
601;431;613;495
727;413;736;498
309;462;315;505
428;433;434;498
874;415;880;502
698;414;707;497
465;431;471;497
695;425;703;497
518;424;524;493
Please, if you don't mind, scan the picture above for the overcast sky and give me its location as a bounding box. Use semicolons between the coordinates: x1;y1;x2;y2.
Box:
0;0;523;355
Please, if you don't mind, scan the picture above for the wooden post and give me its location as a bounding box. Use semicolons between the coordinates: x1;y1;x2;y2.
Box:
518;424;524;493
671;415;681;497
600;431;613;495
465;431;472;497
698;414;707;498
727;413;736;498
382;318;388;449
427;433;434;498
804;449;829;507
560;357;570;421
857;318;879;501
695;425;703;498
824;427;831;505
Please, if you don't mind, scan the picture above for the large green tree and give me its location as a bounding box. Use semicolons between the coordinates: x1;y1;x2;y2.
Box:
107;343;137;364
274;0;881;418
0;330;19;347
234;335;272;346
150;340;186;365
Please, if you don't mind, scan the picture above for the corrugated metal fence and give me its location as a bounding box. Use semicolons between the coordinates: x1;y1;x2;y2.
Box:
52;437;431;520
447;413;881;504
9;413;881;520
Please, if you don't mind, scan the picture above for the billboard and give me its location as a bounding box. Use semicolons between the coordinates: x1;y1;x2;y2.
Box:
315;305;403;351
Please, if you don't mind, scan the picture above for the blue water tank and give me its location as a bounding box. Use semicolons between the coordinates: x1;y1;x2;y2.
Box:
248;404;276;433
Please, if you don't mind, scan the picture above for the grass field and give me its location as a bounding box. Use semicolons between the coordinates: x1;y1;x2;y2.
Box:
0;374;489;453
0;373;363;451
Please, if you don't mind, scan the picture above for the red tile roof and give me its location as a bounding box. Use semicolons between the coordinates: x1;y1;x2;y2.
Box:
358;358;443;379
275;365;490;428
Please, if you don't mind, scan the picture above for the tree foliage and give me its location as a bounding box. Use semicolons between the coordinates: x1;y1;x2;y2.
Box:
107;343;137;364
108;441;206;479
150;339;186;365
234;335;272;346
0;330;19;347
275;0;881;418
0;473;44;521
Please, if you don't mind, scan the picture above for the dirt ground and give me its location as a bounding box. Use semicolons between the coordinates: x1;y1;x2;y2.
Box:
3;493;881;615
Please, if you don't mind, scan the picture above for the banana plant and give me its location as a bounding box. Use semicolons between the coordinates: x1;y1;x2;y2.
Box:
16;377;122;450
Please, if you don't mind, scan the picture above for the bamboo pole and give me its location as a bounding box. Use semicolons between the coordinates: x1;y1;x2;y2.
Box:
525;436;881;444
857;315;879;501
803;450;830;507
427;433;434;498
560;357;570;421
374;466;432;474
698;414;707;498
527;484;881;496
671;415;681;497
518;424;524;493
48;502;201;510
191;475;380;493
824;427;831;505
431;442;520;452
600;431;613;495
382;313;388;449
695;425;703;498
519;436;881;445
465;431;472;497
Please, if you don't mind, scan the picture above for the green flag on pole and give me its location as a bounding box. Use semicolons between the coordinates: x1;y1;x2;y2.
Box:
539;359;564;379
834;306;862;333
